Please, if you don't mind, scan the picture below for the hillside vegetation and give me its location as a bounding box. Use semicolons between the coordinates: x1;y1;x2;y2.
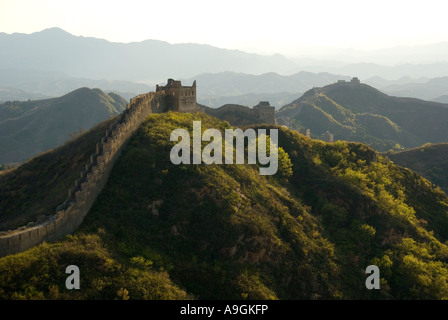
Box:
1;112;448;299
385;143;448;194
0;87;127;164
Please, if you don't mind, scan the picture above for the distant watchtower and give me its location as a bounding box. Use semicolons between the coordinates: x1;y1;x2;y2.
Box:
253;101;276;124
156;78;197;112
350;77;360;85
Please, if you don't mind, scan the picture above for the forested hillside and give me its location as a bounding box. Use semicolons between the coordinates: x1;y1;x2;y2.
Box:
1;112;448;300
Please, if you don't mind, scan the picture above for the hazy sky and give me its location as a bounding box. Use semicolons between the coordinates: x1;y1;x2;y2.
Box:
1;0;448;56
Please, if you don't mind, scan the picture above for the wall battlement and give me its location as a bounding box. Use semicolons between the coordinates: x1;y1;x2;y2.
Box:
0;82;188;257
338;77;361;85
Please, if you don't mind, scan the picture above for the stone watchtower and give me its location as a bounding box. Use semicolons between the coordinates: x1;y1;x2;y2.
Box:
156;78;197;112
253;101;276;124
350;77;360;85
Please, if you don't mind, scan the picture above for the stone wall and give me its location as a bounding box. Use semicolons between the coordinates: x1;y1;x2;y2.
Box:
0;91;166;257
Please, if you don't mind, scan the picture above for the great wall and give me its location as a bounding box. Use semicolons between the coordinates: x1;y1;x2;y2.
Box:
0;81;174;257
0;79;277;257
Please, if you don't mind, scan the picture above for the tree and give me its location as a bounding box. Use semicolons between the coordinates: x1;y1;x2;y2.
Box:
277;147;293;181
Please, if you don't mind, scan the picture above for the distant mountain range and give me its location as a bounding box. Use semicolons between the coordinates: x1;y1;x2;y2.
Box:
434;95;448;103
183;71;351;108
371;76;448;101
0;69;350;108
301;62;448;80
0;87;127;164
4;28;448;82
2;28;448;106
276;79;448;151
188;72;448;106
0;68;151;103
292;41;448;65
199;92;300;110
0;28;297;83
2;67;447;108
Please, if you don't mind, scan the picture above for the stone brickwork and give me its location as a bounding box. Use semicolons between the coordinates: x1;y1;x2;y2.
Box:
0;89;171;257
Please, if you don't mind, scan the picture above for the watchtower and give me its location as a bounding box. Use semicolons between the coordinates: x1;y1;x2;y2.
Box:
350;77;360;85
253;101;276;124
156;78;197;112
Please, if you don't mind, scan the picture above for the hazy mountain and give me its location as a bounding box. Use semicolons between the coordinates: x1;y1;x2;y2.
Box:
363;76;430;90
277;80;448;151
353;41;448;65
3;28;448;104
185;71;351;95
0;28;298;83
301;62;448;80
183;71;351;108
0;87;52;102
0;87;127;164
0;69;349;108
3;27;448;97
199;92;300;109
293;41;448;77
378;77;448;101
434;95;448;103
2;112;448;299
384;143;448;194
0;68;152;102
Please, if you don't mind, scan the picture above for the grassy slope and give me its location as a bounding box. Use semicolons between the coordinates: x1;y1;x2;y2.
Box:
1;112;448;299
0;116;115;231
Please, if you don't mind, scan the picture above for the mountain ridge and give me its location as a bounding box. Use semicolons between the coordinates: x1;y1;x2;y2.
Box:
0;87;127;164
0;68;153;102
0;28;298;82
277;80;448;151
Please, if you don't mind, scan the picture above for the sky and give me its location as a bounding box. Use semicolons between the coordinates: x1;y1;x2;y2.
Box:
1;0;448;56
